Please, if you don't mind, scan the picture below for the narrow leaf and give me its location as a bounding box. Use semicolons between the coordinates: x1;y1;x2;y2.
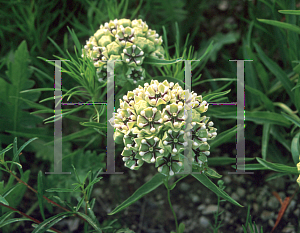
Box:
192;173;243;207
257;18;300;34
256;157;298;174
108;173;165;215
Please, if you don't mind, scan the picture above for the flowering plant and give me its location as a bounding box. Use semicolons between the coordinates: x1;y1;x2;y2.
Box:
109;79;218;176
82;19;164;85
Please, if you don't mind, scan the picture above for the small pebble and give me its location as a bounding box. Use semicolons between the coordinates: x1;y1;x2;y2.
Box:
199;216;210;228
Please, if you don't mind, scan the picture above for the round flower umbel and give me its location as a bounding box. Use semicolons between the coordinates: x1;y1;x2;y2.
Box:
135;136;165;163
145;80;171;107
162;129;187;154
121;147;144;170
162;103;186;129
156;154;183;176
137;107;163;134
82;19;165;86
108;79;218;176
122;45;145;66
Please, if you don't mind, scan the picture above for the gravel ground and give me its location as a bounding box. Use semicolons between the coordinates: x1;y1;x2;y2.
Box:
90;152;300;233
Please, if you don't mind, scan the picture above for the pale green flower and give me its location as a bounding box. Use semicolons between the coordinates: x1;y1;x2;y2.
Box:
109;80;218;176
82;19;164;85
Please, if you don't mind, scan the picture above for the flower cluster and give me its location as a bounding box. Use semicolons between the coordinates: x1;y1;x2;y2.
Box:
109;80;217;176
82;19;164;85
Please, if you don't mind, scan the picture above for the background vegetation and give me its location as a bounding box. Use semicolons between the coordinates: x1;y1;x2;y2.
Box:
0;0;300;232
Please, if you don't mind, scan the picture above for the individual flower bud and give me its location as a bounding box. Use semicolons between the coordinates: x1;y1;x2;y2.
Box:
151;156;156;163
169;168;174;176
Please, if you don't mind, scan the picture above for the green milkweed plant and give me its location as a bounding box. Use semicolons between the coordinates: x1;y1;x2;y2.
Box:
109;79;218;176
82;18;164;85
108;79;243;232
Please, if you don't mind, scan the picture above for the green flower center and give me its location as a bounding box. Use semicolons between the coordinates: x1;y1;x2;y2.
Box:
132;53;135;57
173;138;178;143
196;132;200;137
172;113;177;117
148;117;153;122
131;137;134;141
134;73;138;77
149;147;153;152
124;34;128;37
167;162;172;166
130;156;133;160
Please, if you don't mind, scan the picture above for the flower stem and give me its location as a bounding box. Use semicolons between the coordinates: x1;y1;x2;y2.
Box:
0;202;61;233
165;178;178;232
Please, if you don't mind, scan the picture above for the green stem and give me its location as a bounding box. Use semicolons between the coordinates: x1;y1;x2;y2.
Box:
165;178;178;232
214;195;220;233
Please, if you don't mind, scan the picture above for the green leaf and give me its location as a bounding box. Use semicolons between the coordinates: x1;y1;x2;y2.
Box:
84;177;102;193
108;173;166;215
72;164;81;183
256;157;298;174
0;41;43;144
198;40;214;62
203;89;231;102
38;171;45;221
262;123;270;160
0;143;13;160
143;57;182;65
254;42;294;102
208;157;255;166
279;10;300;15
245;85;274;111
245;111;292;127
241;163;271;171
291;132;300;166
192;173;243;207
0;194;9;205
257;18;300;34
0;218;30;228
205;167;222;179
0;211;17;225
209;125;239;150
178;222;185;233
32;212;73;233
76;195;85;211
80;122;107;130
45;188;81;193
281;112;300;128
75;212;102;232
2;170;30;214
